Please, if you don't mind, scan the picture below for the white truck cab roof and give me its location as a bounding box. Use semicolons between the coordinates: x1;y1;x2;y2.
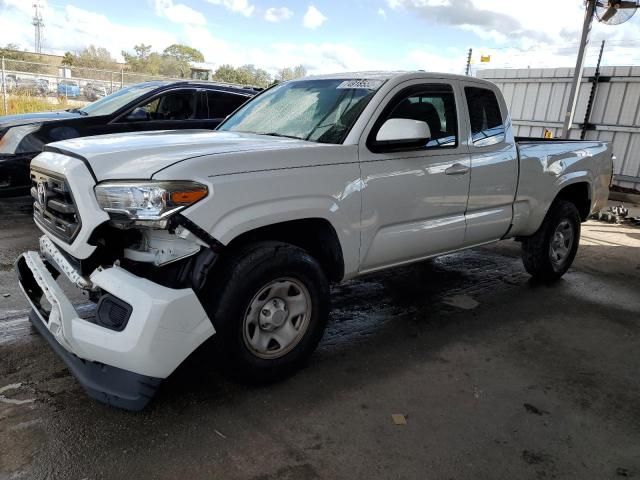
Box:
302;70;498;87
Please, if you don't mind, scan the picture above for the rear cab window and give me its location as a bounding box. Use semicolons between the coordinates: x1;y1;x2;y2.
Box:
464;87;505;146
202;91;249;120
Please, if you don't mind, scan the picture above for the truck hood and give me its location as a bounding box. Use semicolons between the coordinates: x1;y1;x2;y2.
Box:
45;130;324;180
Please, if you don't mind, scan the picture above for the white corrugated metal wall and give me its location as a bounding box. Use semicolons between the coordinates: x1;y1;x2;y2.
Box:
477;66;640;191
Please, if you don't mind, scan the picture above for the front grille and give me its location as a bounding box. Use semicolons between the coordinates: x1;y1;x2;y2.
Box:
31;169;81;243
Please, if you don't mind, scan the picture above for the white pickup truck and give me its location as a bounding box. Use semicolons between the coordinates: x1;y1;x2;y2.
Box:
16;72;613;410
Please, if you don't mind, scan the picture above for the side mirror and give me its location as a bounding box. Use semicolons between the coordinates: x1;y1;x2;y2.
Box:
375;118;431;148
126;107;150;122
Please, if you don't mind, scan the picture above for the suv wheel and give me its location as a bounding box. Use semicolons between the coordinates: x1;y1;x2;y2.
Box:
205;241;329;383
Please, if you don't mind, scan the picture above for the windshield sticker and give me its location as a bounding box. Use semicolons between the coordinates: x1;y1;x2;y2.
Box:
336;79;384;90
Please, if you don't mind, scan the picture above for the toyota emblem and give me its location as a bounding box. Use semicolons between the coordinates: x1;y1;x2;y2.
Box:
37;181;47;206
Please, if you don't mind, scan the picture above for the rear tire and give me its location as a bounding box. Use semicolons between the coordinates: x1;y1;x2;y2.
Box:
521;200;581;282
204;241;329;383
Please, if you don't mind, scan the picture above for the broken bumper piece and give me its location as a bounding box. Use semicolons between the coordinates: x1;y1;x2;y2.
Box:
26;309;162;411
15;238;214;411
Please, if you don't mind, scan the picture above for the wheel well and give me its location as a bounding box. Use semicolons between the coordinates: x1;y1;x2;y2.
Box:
556;182;591;221
225;218;345;282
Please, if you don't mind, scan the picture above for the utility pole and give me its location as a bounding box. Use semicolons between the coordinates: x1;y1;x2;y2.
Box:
465;48;473;76
32;3;44;54
562;0;596;138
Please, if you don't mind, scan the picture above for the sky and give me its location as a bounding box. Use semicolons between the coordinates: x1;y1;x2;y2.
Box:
1;0;640;76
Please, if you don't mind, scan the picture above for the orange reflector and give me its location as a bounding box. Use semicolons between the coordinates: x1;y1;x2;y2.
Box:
170;188;207;205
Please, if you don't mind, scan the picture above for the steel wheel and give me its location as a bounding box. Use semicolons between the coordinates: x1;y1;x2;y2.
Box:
522;200;581;282
549;219;574;266
243;277;312;360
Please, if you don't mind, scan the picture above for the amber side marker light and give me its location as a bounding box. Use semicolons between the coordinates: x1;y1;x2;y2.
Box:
171;188;208;205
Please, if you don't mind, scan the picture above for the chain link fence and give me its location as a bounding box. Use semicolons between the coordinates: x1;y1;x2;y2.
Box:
0;57;249;116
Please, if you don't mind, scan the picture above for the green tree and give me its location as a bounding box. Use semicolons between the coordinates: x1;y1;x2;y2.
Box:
122;44;158;74
71;45;118;70
134;44;152;61
276;64;307;81
163;44;204;63
0;43;28;61
276;67;293;82
239;64;272;86
61;51;75;66
214;64;241;84
214;64;272;87
161;44;204;78
293;64;307;78
122;44;200;78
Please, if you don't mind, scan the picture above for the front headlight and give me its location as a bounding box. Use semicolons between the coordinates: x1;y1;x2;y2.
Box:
0;123;42;154
94;181;208;223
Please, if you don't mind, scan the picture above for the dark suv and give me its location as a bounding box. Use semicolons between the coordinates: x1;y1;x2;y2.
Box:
0;81;257;196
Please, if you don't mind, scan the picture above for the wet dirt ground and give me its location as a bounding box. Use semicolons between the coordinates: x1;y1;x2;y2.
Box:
1;199;639;480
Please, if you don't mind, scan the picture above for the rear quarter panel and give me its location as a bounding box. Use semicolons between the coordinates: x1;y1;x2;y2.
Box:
510;140;612;237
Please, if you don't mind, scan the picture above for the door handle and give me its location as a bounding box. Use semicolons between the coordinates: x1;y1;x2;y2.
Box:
445;163;470;175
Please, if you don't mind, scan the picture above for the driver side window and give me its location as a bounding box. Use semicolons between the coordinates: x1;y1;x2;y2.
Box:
140;98;160;118
129;90;196;122
383;87;458;148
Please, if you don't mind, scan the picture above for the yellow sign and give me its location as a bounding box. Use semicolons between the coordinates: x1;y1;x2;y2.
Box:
480;55;491;63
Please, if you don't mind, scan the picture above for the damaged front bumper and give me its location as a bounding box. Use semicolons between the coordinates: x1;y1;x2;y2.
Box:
15;236;215;411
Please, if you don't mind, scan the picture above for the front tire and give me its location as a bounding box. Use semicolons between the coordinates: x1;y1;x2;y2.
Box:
205;241;329;383
521;200;581;282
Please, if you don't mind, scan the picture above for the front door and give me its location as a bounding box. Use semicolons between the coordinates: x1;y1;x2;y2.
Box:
359;81;471;273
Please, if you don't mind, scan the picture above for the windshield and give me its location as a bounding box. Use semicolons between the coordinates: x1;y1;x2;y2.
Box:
218;78;384;144
80;83;164;117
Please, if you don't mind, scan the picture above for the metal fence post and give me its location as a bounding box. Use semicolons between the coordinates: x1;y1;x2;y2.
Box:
110;71;113;94
121;69;124;89
1;57;7;116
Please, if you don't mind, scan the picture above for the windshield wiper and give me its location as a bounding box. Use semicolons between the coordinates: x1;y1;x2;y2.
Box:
66;108;88;116
262;132;304;140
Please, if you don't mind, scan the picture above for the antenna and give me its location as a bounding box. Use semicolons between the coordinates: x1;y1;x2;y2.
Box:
465;48;473;76
32;3;44;54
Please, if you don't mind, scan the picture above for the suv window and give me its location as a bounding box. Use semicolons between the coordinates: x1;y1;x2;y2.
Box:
136;90;196;121
376;84;458;149
464;87;505;146
203;91;248;119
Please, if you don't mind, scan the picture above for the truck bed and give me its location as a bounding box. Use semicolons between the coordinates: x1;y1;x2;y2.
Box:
511;137;612;238
514;137;591;143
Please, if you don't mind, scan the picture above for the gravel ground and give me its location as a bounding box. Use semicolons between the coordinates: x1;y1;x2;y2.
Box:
1;200;639;480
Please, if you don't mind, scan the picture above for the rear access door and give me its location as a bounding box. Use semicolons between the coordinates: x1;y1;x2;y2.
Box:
459;82;518;246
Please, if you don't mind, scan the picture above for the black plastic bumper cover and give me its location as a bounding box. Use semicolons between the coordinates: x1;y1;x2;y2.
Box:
28;310;162;411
